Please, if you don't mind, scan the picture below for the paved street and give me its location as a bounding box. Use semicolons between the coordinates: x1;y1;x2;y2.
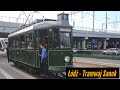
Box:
73;57;120;78
0;52;63;79
74;57;120;67
0;56;39;79
0;51;6;57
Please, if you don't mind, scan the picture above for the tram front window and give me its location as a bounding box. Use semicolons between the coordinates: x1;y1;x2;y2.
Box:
60;28;71;48
48;28;59;48
59;28;71;48
60;32;71;48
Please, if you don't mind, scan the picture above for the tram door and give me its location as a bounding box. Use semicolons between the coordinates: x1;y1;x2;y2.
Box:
35;30;48;68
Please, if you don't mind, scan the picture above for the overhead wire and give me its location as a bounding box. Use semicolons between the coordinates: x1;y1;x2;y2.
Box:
0;11;23;32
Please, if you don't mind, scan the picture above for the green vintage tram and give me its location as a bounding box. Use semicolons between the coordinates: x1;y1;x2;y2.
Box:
7;13;73;77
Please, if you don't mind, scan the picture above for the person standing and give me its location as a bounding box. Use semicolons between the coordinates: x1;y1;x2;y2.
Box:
40;43;48;76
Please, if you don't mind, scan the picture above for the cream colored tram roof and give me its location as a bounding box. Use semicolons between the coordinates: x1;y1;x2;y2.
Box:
8;21;72;38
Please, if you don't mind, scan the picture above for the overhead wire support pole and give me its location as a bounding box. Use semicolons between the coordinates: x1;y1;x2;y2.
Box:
71;11;72;21
81;11;83;28
106;11;107;32
115;11;117;32
102;23;103;32
93;11;95;32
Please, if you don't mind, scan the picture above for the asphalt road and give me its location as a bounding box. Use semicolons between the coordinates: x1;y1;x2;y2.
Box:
73;57;120;79
74;57;120;65
75;50;120;68
92;53;120;58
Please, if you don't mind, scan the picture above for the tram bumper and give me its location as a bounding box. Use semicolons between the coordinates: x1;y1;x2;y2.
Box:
48;65;73;73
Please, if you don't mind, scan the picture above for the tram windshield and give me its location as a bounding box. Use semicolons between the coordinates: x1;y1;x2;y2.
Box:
48;28;71;48
48;28;59;48
60;28;71;48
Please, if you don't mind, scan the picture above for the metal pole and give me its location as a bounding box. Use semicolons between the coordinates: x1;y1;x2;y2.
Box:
93;11;95;31
106;11;107;32
71;11;72;21
102;23;103;32
81;11;83;28
116;11;117;31
73;21;75;27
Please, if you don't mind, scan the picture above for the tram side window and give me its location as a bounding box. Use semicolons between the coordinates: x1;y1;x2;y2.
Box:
20;35;26;48
26;33;33;49
34;31;39;48
9;39;11;48
15;36;20;48
35;30;48;48
9;38;12;48
40;30;47;47
48;28;59;48
34;33;39;48
10;38;14;48
12;37;19;48
12;38;16;48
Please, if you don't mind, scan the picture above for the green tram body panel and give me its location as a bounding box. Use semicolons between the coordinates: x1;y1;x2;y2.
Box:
9;48;73;72
20;49;28;63
48;50;73;72
48;50;72;66
9;48;36;67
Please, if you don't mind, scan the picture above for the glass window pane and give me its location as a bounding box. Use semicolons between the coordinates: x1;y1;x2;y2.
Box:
48;28;59;48
60;32;71;48
15;36;19;48
26;33;33;49
20;35;26;48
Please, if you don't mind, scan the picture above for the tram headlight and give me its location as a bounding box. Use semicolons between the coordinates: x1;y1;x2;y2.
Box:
64;56;70;62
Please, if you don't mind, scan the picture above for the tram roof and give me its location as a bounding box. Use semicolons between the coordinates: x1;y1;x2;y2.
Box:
8;20;72;38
